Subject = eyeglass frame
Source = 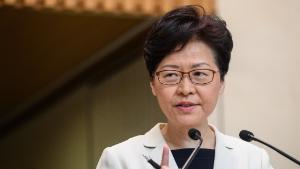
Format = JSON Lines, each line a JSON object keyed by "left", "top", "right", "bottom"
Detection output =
{"left": 155, "top": 69, "right": 218, "bottom": 85}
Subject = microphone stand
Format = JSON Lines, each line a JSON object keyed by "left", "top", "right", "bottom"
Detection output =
{"left": 181, "top": 137, "right": 203, "bottom": 169}
{"left": 252, "top": 137, "right": 300, "bottom": 165}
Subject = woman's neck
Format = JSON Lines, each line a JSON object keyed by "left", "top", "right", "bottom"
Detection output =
{"left": 161, "top": 122, "right": 216, "bottom": 150}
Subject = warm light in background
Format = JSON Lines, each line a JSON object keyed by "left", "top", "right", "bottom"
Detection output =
{"left": 0, "top": 0, "right": 215, "bottom": 15}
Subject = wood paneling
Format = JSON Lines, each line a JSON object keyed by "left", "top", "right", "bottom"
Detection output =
{"left": 0, "top": 0, "right": 215, "bottom": 15}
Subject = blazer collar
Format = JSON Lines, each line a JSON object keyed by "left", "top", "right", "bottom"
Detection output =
{"left": 143, "top": 123, "right": 166, "bottom": 148}
{"left": 211, "top": 125, "right": 236, "bottom": 169}
{"left": 142, "top": 123, "right": 236, "bottom": 169}
{"left": 143, "top": 124, "right": 235, "bottom": 148}
{"left": 143, "top": 123, "right": 179, "bottom": 169}
{"left": 211, "top": 125, "right": 235, "bottom": 149}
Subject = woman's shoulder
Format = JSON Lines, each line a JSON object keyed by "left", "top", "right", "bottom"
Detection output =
{"left": 96, "top": 134, "right": 149, "bottom": 169}
{"left": 218, "top": 131, "right": 271, "bottom": 162}
{"left": 213, "top": 127, "right": 266, "bottom": 154}
{"left": 218, "top": 133, "right": 273, "bottom": 168}
{"left": 101, "top": 123, "right": 164, "bottom": 157}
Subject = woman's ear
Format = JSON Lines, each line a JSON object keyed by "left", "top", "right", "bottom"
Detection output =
{"left": 219, "top": 80, "right": 225, "bottom": 95}
{"left": 150, "top": 81, "right": 157, "bottom": 96}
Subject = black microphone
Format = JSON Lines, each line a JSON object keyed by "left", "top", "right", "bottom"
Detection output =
{"left": 239, "top": 130, "right": 300, "bottom": 166}
{"left": 181, "top": 128, "right": 203, "bottom": 169}
{"left": 188, "top": 128, "right": 202, "bottom": 140}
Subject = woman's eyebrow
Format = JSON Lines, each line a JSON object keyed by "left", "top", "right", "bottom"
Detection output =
{"left": 160, "top": 64, "right": 180, "bottom": 69}
{"left": 191, "top": 63, "right": 210, "bottom": 68}
{"left": 160, "top": 63, "right": 210, "bottom": 69}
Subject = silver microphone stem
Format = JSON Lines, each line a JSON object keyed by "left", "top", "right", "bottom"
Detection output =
{"left": 181, "top": 137, "right": 203, "bottom": 169}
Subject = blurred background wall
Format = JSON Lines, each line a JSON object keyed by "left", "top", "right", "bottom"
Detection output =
{"left": 0, "top": 0, "right": 299, "bottom": 169}
{"left": 218, "top": 1, "right": 300, "bottom": 168}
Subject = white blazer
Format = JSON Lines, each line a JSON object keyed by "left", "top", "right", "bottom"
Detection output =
{"left": 96, "top": 123, "right": 273, "bottom": 169}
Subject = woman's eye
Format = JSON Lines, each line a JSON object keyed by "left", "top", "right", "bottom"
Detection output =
{"left": 164, "top": 73, "right": 178, "bottom": 78}
{"left": 193, "top": 71, "right": 207, "bottom": 77}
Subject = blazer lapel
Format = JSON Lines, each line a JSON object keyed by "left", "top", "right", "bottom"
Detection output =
{"left": 212, "top": 126, "right": 236, "bottom": 169}
{"left": 142, "top": 123, "right": 179, "bottom": 169}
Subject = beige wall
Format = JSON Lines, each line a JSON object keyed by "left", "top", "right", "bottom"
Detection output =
{"left": 217, "top": 0, "right": 300, "bottom": 168}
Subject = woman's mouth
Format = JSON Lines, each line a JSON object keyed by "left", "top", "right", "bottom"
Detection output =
{"left": 175, "top": 102, "right": 199, "bottom": 112}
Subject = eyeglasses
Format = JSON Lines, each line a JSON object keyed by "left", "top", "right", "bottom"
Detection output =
{"left": 155, "top": 69, "right": 217, "bottom": 85}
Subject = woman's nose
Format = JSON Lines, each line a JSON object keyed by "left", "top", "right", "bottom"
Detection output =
{"left": 176, "top": 75, "right": 196, "bottom": 96}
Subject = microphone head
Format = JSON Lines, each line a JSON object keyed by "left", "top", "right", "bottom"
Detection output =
{"left": 239, "top": 130, "right": 255, "bottom": 142}
{"left": 188, "top": 128, "right": 201, "bottom": 140}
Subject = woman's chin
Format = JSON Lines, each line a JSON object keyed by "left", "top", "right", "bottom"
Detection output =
{"left": 174, "top": 117, "right": 206, "bottom": 128}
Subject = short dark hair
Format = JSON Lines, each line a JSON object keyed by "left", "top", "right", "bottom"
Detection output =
{"left": 143, "top": 5, "right": 233, "bottom": 80}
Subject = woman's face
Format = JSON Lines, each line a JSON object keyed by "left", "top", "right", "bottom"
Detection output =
{"left": 150, "top": 40, "right": 224, "bottom": 128}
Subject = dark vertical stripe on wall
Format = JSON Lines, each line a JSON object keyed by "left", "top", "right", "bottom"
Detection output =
{"left": 85, "top": 84, "right": 95, "bottom": 169}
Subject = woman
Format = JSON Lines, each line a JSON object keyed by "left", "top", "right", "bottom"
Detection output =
{"left": 96, "top": 5, "right": 273, "bottom": 169}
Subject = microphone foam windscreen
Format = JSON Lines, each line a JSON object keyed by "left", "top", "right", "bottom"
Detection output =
{"left": 239, "top": 130, "right": 254, "bottom": 142}
{"left": 188, "top": 128, "right": 201, "bottom": 140}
